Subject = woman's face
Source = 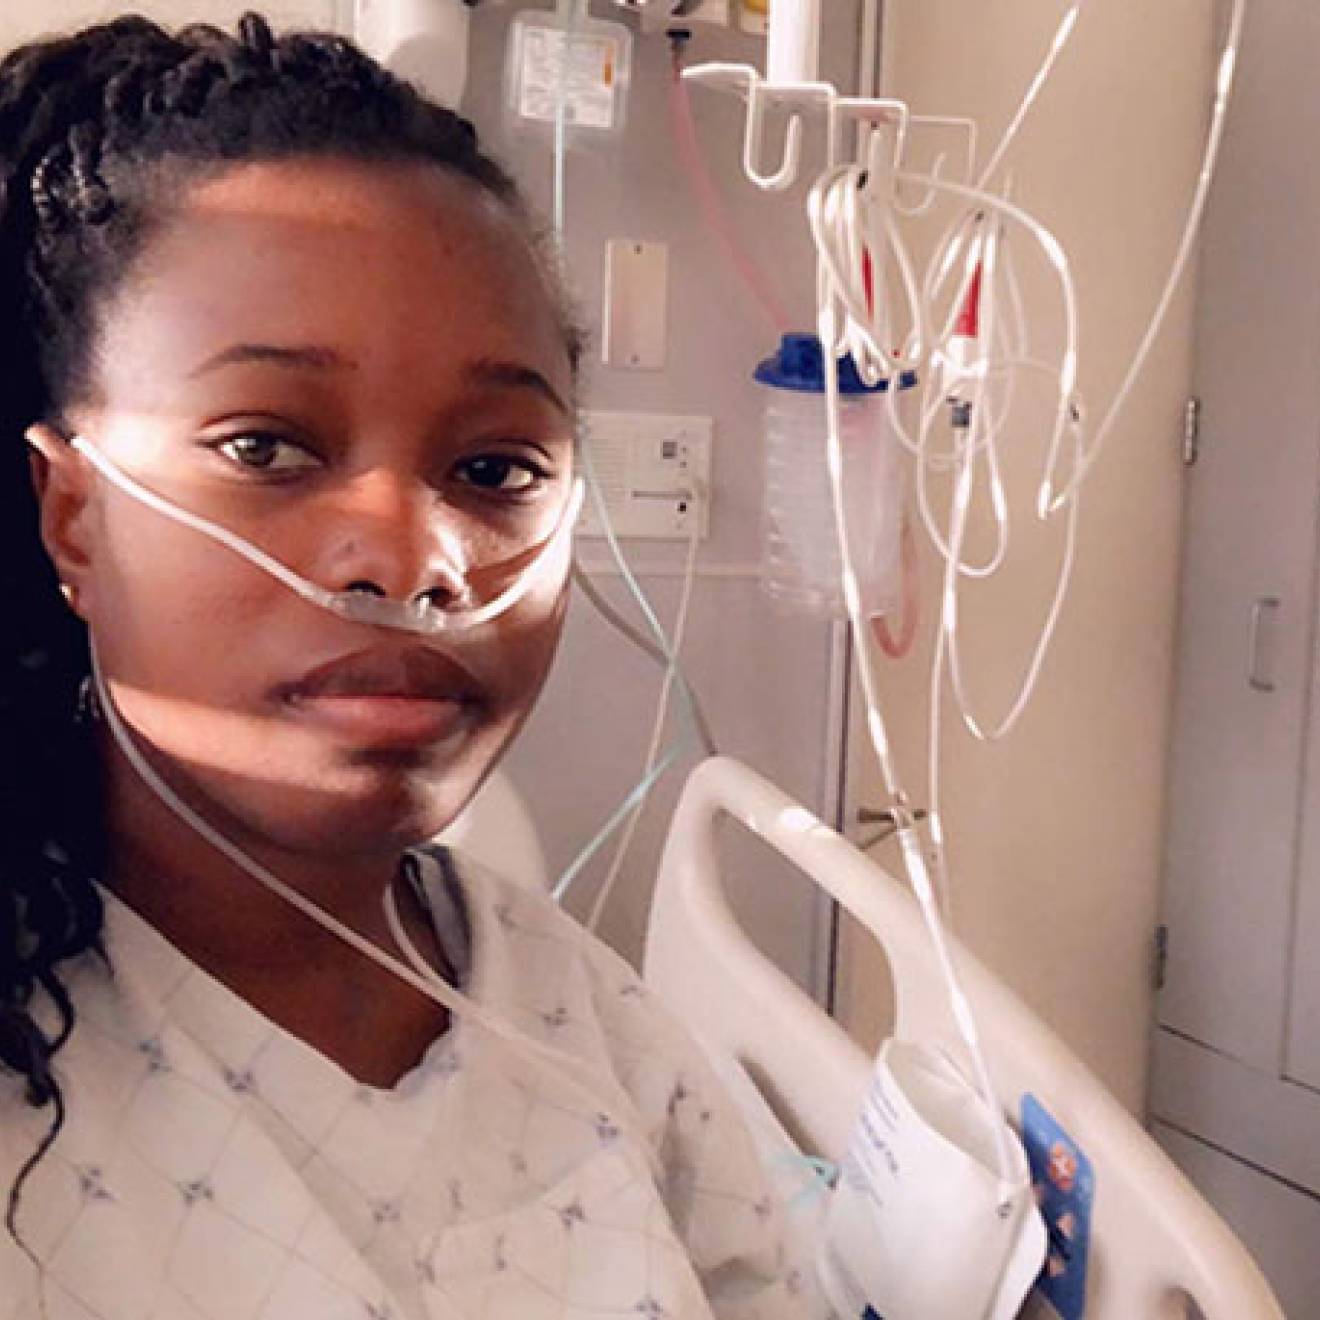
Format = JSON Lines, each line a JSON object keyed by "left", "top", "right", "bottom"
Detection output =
{"left": 38, "top": 157, "right": 576, "bottom": 858}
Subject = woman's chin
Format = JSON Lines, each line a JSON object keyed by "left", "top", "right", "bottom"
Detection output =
{"left": 220, "top": 752, "right": 485, "bottom": 859}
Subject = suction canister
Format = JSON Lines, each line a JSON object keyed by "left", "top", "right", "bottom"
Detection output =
{"left": 756, "top": 333, "right": 911, "bottom": 619}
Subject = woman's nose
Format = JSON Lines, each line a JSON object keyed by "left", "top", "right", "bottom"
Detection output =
{"left": 316, "top": 469, "right": 469, "bottom": 606}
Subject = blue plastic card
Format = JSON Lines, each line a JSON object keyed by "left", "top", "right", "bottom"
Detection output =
{"left": 1021, "top": 1094, "right": 1094, "bottom": 1320}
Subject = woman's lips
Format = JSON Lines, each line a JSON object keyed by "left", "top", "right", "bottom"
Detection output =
{"left": 279, "top": 646, "right": 482, "bottom": 749}
{"left": 288, "top": 694, "right": 475, "bottom": 748}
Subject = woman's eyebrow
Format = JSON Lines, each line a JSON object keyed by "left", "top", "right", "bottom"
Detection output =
{"left": 185, "top": 346, "right": 571, "bottom": 415}
{"left": 465, "top": 358, "right": 571, "bottom": 416}
{"left": 188, "top": 343, "right": 354, "bottom": 377}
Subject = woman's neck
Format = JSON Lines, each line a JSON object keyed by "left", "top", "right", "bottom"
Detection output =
{"left": 99, "top": 729, "right": 452, "bottom": 1087}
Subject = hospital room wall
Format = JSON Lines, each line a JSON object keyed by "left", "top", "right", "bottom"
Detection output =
{"left": 468, "top": 6, "right": 865, "bottom": 991}
{"left": 837, "top": 0, "right": 1214, "bottom": 1112}
{"left": 0, "top": 1, "right": 341, "bottom": 48}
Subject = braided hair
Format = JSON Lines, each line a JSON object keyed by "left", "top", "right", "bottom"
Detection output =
{"left": 0, "top": 10, "right": 580, "bottom": 1239}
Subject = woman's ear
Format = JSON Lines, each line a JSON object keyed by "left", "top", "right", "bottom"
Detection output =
{"left": 26, "top": 423, "right": 96, "bottom": 619}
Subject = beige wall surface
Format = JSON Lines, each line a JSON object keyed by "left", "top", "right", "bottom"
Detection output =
{"left": 839, "top": 0, "right": 1214, "bottom": 1112}
{"left": 0, "top": 3, "right": 340, "bottom": 49}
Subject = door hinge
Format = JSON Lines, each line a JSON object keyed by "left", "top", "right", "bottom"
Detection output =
{"left": 1182, "top": 397, "right": 1202, "bottom": 467}
{"left": 1153, "top": 923, "right": 1170, "bottom": 991}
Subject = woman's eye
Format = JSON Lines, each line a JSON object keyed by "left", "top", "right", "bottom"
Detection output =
{"left": 455, "top": 454, "right": 545, "bottom": 494}
{"left": 215, "top": 433, "right": 320, "bottom": 474}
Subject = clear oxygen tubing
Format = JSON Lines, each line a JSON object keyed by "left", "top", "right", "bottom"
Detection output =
{"left": 811, "top": 145, "right": 1085, "bottom": 941}
{"left": 546, "top": 5, "right": 716, "bottom": 911}
{"left": 807, "top": 153, "right": 1080, "bottom": 1201}
{"left": 924, "top": 218, "right": 997, "bottom": 917}
{"left": 557, "top": 31, "right": 723, "bottom": 765}
{"left": 669, "top": 42, "right": 792, "bottom": 339}
{"left": 812, "top": 159, "right": 1022, "bottom": 1197}
{"left": 858, "top": 168, "right": 1084, "bottom": 747}
{"left": 549, "top": 749, "right": 680, "bottom": 903}
{"left": 809, "top": 154, "right": 1082, "bottom": 725}
{"left": 68, "top": 436, "right": 586, "bottom": 637}
{"left": 915, "top": 219, "right": 1034, "bottom": 581}
{"left": 909, "top": 223, "right": 1010, "bottom": 581}
{"left": 550, "top": 437, "right": 711, "bottom": 904}
{"left": 570, "top": 567, "right": 667, "bottom": 664}
{"left": 88, "top": 645, "right": 664, "bottom": 1182}
{"left": 569, "top": 565, "right": 719, "bottom": 756}
{"left": 910, "top": 210, "right": 1057, "bottom": 590}
{"left": 892, "top": 171, "right": 1082, "bottom": 487}
{"left": 809, "top": 126, "right": 929, "bottom": 386}
{"left": 815, "top": 274, "right": 1019, "bottom": 1203}
{"left": 973, "top": 1, "right": 1085, "bottom": 192}
{"left": 927, "top": 403, "right": 1083, "bottom": 922}
{"left": 551, "top": 0, "right": 587, "bottom": 236}
{"left": 843, "top": 175, "right": 1083, "bottom": 931}
{"left": 1039, "top": 0, "right": 1245, "bottom": 514}
{"left": 586, "top": 483, "right": 704, "bottom": 933}
{"left": 882, "top": 0, "right": 1241, "bottom": 740}
{"left": 883, "top": 1, "right": 1083, "bottom": 212}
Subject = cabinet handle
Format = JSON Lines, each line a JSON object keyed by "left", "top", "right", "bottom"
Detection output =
{"left": 1248, "top": 595, "right": 1281, "bottom": 693}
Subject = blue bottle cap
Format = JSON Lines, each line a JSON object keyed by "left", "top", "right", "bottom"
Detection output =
{"left": 753, "top": 332, "right": 915, "bottom": 395}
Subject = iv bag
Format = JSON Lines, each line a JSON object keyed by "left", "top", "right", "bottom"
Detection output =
{"left": 503, "top": 4, "right": 633, "bottom": 146}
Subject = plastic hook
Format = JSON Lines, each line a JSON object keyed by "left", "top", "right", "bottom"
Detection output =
{"left": 743, "top": 77, "right": 803, "bottom": 191}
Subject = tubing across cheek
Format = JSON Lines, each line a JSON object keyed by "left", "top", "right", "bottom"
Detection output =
{"left": 67, "top": 437, "right": 583, "bottom": 636}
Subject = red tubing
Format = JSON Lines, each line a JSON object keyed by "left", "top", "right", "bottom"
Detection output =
{"left": 872, "top": 513, "right": 920, "bottom": 659}
{"left": 668, "top": 58, "right": 792, "bottom": 338}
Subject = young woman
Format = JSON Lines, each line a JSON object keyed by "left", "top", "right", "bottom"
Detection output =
{"left": 0, "top": 14, "right": 805, "bottom": 1317}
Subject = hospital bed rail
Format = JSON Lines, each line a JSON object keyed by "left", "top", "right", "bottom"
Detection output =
{"left": 643, "top": 756, "right": 1283, "bottom": 1320}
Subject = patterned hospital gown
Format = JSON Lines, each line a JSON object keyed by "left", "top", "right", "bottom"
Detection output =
{"left": 0, "top": 849, "right": 811, "bottom": 1319}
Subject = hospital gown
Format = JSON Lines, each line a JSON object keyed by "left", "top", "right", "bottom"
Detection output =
{"left": 0, "top": 849, "right": 811, "bottom": 1319}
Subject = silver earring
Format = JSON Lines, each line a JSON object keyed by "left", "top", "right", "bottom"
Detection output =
{"left": 75, "top": 674, "right": 100, "bottom": 725}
